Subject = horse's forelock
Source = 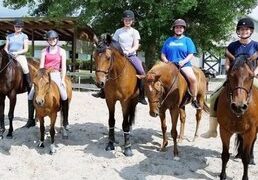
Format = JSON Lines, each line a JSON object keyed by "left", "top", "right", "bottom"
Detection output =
{"left": 231, "top": 55, "right": 249, "bottom": 71}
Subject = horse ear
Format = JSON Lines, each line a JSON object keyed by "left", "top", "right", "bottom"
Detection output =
{"left": 106, "top": 34, "right": 112, "bottom": 45}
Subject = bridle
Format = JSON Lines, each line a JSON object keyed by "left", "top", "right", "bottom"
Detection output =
{"left": 95, "top": 47, "right": 126, "bottom": 81}
{"left": 0, "top": 51, "right": 14, "bottom": 74}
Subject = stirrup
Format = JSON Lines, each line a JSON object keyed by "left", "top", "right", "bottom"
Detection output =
{"left": 191, "top": 100, "right": 201, "bottom": 109}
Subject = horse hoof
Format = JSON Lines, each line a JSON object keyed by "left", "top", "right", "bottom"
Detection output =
{"left": 23, "top": 121, "right": 36, "bottom": 128}
{"left": 249, "top": 159, "right": 256, "bottom": 165}
{"left": 49, "top": 144, "right": 56, "bottom": 155}
{"left": 6, "top": 133, "right": 13, "bottom": 139}
{"left": 123, "top": 147, "right": 133, "bottom": 157}
{"left": 105, "top": 142, "right": 115, "bottom": 151}
{"left": 38, "top": 141, "right": 44, "bottom": 148}
{"left": 61, "top": 128, "right": 69, "bottom": 139}
{"left": 174, "top": 156, "right": 180, "bottom": 161}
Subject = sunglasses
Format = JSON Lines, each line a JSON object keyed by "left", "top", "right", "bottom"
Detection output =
{"left": 14, "top": 25, "right": 22, "bottom": 28}
{"left": 47, "top": 38, "right": 57, "bottom": 41}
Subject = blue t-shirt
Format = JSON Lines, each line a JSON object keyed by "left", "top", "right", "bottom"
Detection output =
{"left": 6, "top": 32, "right": 28, "bottom": 52}
{"left": 227, "top": 40, "right": 258, "bottom": 58}
{"left": 161, "top": 36, "right": 196, "bottom": 65}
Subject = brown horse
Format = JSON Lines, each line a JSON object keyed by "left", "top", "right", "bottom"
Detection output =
{"left": 143, "top": 62, "right": 209, "bottom": 158}
{"left": 93, "top": 34, "right": 139, "bottom": 156}
{"left": 217, "top": 55, "right": 258, "bottom": 180}
{"left": 0, "top": 45, "right": 38, "bottom": 139}
{"left": 33, "top": 68, "right": 72, "bottom": 154}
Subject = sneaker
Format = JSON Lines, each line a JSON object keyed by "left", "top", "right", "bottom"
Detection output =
{"left": 191, "top": 99, "right": 201, "bottom": 109}
{"left": 138, "top": 98, "right": 148, "bottom": 105}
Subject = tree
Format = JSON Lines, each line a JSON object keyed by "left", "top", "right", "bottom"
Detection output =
{"left": 4, "top": 0, "right": 257, "bottom": 68}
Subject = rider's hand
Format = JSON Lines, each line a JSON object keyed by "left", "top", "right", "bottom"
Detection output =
{"left": 179, "top": 60, "right": 185, "bottom": 67}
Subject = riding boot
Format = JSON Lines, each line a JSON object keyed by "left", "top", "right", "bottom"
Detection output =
{"left": 24, "top": 100, "right": 35, "bottom": 128}
{"left": 24, "top": 73, "right": 32, "bottom": 93}
{"left": 61, "top": 99, "right": 69, "bottom": 128}
{"left": 138, "top": 79, "right": 147, "bottom": 105}
{"left": 92, "top": 88, "right": 105, "bottom": 99}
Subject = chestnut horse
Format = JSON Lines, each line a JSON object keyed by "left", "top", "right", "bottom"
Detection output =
{"left": 93, "top": 34, "right": 139, "bottom": 156}
{"left": 143, "top": 62, "right": 209, "bottom": 158}
{"left": 33, "top": 68, "right": 72, "bottom": 154}
{"left": 0, "top": 45, "right": 38, "bottom": 139}
{"left": 217, "top": 55, "right": 258, "bottom": 180}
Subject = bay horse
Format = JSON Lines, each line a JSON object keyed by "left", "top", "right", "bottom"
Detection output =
{"left": 0, "top": 45, "right": 37, "bottom": 139}
{"left": 216, "top": 55, "right": 258, "bottom": 180}
{"left": 143, "top": 61, "right": 209, "bottom": 158}
{"left": 93, "top": 34, "right": 139, "bottom": 156}
{"left": 33, "top": 68, "right": 72, "bottom": 154}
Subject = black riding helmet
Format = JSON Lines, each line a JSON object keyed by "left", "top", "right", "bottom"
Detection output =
{"left": 236, "top": 18, "right": 254, "bottom": 30}
{"left": 46, "top": 30, "right": 59, "bottom": 39}
{"left": 14, "top": 18, "right": 24, "bottom": 27}
{"left": 123, "top": 10, "right": 135, "bottom": 19}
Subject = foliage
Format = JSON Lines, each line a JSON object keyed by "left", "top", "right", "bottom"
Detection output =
{"left": 4, "top": 0, "right": 258, "bottom": 67}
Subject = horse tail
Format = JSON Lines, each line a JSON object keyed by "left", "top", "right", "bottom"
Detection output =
{"left": 203, "top": 101, "right": 210, "bottom": 113}
{"left": 128, "top": 100, "right": 137, "bottom": 126}
{"left": 234, "top": 134, "right": 242, "bottom": 158}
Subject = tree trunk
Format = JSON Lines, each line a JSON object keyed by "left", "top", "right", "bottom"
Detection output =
{"left": 144, "top": 42, "right": 158, "bottom": 71}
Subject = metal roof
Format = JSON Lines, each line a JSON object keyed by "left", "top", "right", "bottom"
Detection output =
{"left": 0, "top": 17, "right": 96, "bottom": 42}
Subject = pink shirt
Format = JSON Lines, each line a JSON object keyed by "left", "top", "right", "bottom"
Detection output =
{"left": 44, "top": 46, "right": 62, "bottom": 71}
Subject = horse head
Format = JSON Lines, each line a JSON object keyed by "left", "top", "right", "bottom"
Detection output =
{"left": 33, "top": 68, "right": 51, "bottom": 107}
{"left": 143, "top": 71, "right": 163, "bottom": 117}
{"left": 227, "top": 54, "right": 255, "bottom": 117}
{"left": 93, "top": 33, "right": 124, "bottom": 88}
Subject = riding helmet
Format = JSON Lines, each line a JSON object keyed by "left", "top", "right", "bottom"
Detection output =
{"left": 14, "top": 18, "right": 24, "bottom": 27}
{"left": 172, "top": 19, "right": 187, "bottom": 28}
{"left": 123, "top": 10, "right": 135, "bottom": 19}
{"left": 46, "top": 30, "right": 59, "bottom": 39}
{"left": 236, "top": 18, "right": 254, "bottom": 30}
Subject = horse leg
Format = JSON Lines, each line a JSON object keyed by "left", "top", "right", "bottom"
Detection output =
{"left": 178, "top": 107, "right": 186, "bottom": 143}
{"left": 235, "top": 134, "right": 243, "bottom": 159}
{"left": 122, "top": 101, "right": 133, "bottom": 157}
{"left": 0, "top": 95, "right": 6, "bottom": 139}
{"left": 219, "top": 127, "right": 232, "bottom": 180}
{"left": 49, "top": 113, "right": 57, "bottom": 155}
{"left": 170, "top": 108, "right": 179, "bottom": 159}
{"left": 249, "top": 136, "right": 256, "bottom": 165}
{"left": 6, "top": 92, "right": 17, "bottom": 139}
{"left": 193, "top": 108, "right": 202, "bottom": 141}
{"left": 241, "top": 131, "right": 256, "bottom": 180}
{"left": 159, "top": 108, "right": 168, "bottom": 151}
{"left": 105, "top": 99, "right": 116, "bottom": 151}
{"left": 38, "top": 117, "right": 45, "bottom": 148}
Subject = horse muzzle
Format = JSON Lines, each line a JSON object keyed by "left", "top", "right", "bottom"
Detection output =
{"left": 35, "top": 97, "right": 45, "bottom": 107}
{"left": 96, "top": 81, "right": 105, "bottom": 88}
{"left": 230, "top": 101, "right": 248, "bottom": 117}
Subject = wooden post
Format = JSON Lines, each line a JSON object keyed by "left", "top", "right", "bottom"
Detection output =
{"left": 31, "top": 29, "right": 35, "bottom": 57}
{"left": 72, "top": 27, "right": 77, "bottom": 72}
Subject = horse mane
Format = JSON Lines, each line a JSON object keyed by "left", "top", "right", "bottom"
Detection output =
{"left": 231, "top": 54, "right": 255, "bottom": 71}
{"left": 0, "top": 44, "right": 5, "bottom": 50}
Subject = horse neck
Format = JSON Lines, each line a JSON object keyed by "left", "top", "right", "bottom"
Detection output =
{"left": 109, "top": 51, "right": 129, "bottom": 75}
{"left": 159, "top": 64, "right": 180, "bottom": 90}
{"left": 0, "top": 50, "right": 9, "bottom": 68}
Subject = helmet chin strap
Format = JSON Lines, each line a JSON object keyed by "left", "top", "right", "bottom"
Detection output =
{"left": 237, "top": 30, "right": 253, "bottom": 39}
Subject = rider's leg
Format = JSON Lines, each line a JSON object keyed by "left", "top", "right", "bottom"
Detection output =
{"left": 128, "top": 55, "right": 147, "bottom": 105}
{"left": 180, "top": 66, "right": 200, "bottom": 109}
{"left": 50, "top": 72, "right": 69, "bottom": 128}
{"left": 16, "top": 55, "right": 35, "bottom": 128}
{"left": 16, "top": 55, "right": 32, "bottom": 92}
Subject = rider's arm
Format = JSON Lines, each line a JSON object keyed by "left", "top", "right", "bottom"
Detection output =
{"left": 60, "top": 48, "right": 67, "bottom": 82}
{"left": 161, "top": 53, "right": 169, "bottom": 63}
{"left": 40, "top": 49, "right": 46, "bottom": 69}
{"left": 15, "top": 38, "right": 29, "bottom": 55}
{"left": 182, "top": 53, "right": 194, "bottom": 64}
{"left": 4, "top": 39, "right": 9, "bottom": 53}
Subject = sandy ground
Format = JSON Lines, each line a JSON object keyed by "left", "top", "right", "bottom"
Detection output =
{"left": 0, "top": 81, "right": 257, "bottom": 180}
